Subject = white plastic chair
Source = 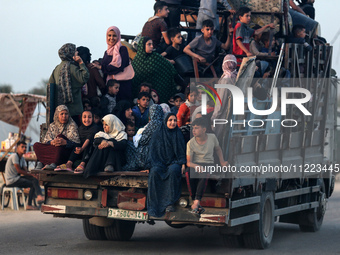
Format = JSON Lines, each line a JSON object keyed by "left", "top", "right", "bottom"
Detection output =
{"left": 1, "top": 186, "right": 26, "bottom": 210}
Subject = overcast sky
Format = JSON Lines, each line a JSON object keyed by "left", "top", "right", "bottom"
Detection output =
{"left": 1, "top": 0, "right": 339, "bottom": 93}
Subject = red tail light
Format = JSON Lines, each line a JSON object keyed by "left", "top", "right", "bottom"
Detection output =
{"left": 47, "top": 188, "right": 83, "bottom": 199}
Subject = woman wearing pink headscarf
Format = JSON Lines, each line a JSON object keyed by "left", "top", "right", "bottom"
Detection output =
{"left": 101, "top": 26, "right": 135, "bottom": 101}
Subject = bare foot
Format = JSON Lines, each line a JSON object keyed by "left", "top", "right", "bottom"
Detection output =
{"left": 140, "top": 170, "right": 149, "bottom": 173}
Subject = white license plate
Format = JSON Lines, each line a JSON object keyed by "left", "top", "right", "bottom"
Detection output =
{"left": 108, "top": 208, "right": 148, "bottom": 221}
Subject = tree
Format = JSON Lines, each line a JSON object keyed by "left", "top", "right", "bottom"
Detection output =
{"left": 0, "top": 84, "right": 13, "bottom": 93}
{"left": 28, "top": 79, "right": 48, "bottom": 96}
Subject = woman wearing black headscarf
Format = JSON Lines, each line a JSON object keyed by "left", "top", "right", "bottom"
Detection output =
{"left": 147, "top": 112, "right": 186, "bottom": 217}
{"left": 112, "top": 100, "right": 133, "bottom": 125}
{"left": 49, "top": 43, "right": 89, "bottom": 125}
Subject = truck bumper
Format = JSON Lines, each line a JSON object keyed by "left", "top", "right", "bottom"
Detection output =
{"left": 41, "top": 204, "right": 108, "bottom": 217}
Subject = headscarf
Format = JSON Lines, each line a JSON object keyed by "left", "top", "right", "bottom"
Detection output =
{"left": 149, "top": 112, "right": 186, "bottom": 167}
{"left": 58, "top": 43, "right": 76, "bottom": 104}
{"left": 138, "top": 104, "right": 164, "bottom": 147}
{"left": 112, "top": 100, "right": 132, "bottom": 125}
{"left": 78, "top": 112, "right": 101, "bottom": 144}
{"left": 43, "top": 105, "right": 80, "bottom": 143}
{"left": 132, "top": 37, "right": 177, "bottom": 103}
{"left": 221, "top": 54, "right": 238, "bottom": 84}
{"left": 94, "top": 114, "right": 127, "bottom": 141}
{"left": 106, "top": 26, "right": 122, "bottom": 68}
{"left": 160, "top": 103, "right": 170, "bottom": 114}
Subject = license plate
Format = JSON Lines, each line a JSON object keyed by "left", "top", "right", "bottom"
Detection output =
{"left": 108, "top": 208, "right": 148, "bottom": 221}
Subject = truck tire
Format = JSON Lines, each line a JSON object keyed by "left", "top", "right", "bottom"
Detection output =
{"left": 299, "top": 179, "right": 326, "bottom": 232}
{"left": 243, "top": 191, "right": 275, "bottom": 249}
{"left": 82, "top": 219, "right": 107, "bottom": 240}
{"left": 104, "top": 220, "right": 136, "bottom": 241}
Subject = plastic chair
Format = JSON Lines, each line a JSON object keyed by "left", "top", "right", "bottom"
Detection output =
{"left": 1, "top": 186, "right": 26, "bottom": 210}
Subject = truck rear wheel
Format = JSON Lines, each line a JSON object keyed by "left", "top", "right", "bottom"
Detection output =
{"left": 82, "top": 219, "right": 107, "bottom": 240}
{"left": 104, "top": 220, "right": 136, "bottom": 241}
{"left": 243, "top": 191, "right": 275, "bottom": 249}
{"left": 299, "top": 179, "right": 326, "bottom": 232}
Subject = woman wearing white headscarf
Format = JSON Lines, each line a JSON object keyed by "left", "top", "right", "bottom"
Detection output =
{"left": 211, "top": 54, "right": 238, "bottom": 141}
{"left": 84, "top": 114, "right": 127, "bottom": 178}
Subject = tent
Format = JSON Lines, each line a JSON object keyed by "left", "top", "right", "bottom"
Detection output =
{"left": 0, "top": 93, "right": 46, "bottom": 160}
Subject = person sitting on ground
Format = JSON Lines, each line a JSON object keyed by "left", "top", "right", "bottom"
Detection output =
{"left": 186, "top": 117, "right": 228, "bottom": 215}
{"left": 83, "top": 114, "right": 127, "bottom": 178}
{"left": 133, "top": 82, "right": 154, "bottom": 106}
{"left": 170, "top": 92, "right": 185, "bottom": 115}
{"left": 34, "top": 105, "right": 80, "bottom": 170}
{"left": 161, "top": 28, "right": 185, "bottom": 64}
{"left": 150, "top": 89, "right": 160, "bottom": 104}
{"left": 184, "top": 19, "right": 232, "bottom": 65}
{"left": 100, "top": 79, "right": 120, "bottom": 116}
{"left": 147, "top": 113, "right": 186, "bottom": 217}
{"left": 177, "top": 85, "right": 199, "bottom": 127}
{"left": 132, "top": 92, "right": 151, "bottom": 130}
{"left": 49, "top": 43, "right": 89, "bottom": 126}
{"left": 132, "top": 37, "right": 177, "bottom": 103}
{"left": 77, "top": 46, "right": 106, "bottom": 103}
{"left": 5, "top": 141, "right": 44, "bottom": 210}
{"left": 54, "top": 110, "right": 100, "bottom": 174}
{"left": 142, "top": 1, "right": 171, "bottom": 53}
{"left": 232, "top": 7, "right": 275, "bottom": 66}
{"left": 101, "top": 26, "right": 134, "bottom": 101}
{"left": 122, "top": 121, "right": 138, "bottom": 171}
{"left": 113, "top": 100, "right": 134, "bottom": 126}
{"left": 287, "top": 24, "right": 313, "bottom": 51}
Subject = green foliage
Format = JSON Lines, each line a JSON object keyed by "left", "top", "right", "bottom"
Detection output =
{"left": 0, "top": 84, "right": 13, "bottom": 93}
{"left": 28, "top": 79, "right": 48, "bottom": 96}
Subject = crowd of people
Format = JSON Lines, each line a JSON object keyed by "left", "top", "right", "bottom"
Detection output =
{"left": 5, "top": 0, "right": 322, "bottom": 214}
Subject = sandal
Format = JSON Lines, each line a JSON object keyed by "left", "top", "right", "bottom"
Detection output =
{"left": 189, "top": 207, "right": 200, "bottom": 215}
{"left": 198, "top": 205, "right": 205, "bottom": 214}
{"left": 74, "top": 164, "right": 85, "bottom": 174}
{"left": 55, "top": 164, "right": 73, "bottom": 172}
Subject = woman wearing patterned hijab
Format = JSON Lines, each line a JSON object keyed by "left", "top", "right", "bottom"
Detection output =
{"left": 83, "top": 114, "right": 127, "bottom": 178}
{"left": 101, "top": 26, "right": 134, "bottom": 101}
{"left": 33, "top": 105, "right": 80, "bottom": 170}
{"left": 132, "top": 37, "right": 177, "bottom": 104}
{"left": 49, "top": 43, "right": 89, "bottom": 125}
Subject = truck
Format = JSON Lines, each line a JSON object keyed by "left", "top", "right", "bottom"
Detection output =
{"left": 32, "top": 0, "right": 338, "bottom": 249}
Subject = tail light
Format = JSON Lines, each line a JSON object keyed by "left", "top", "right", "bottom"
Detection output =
{"left": 47, "top": 188, "right": 83, "bottom": 200}
{"left": 200, "top": 197, "right": 226, "bottom": 208}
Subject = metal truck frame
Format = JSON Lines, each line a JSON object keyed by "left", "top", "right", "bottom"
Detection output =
{"left": 33, "top": 1, "right": 338, "bottom": 249}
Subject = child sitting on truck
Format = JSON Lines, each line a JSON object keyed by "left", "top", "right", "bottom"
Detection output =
{"left": 132, "top": 92, "right": 151, "bottom": 130}
{"left": 287, "top": 24, "right": 313, "bottom": 51}
{"left": 232, "top": 7, "right": 275, "bottom": 66}
{"left": 161, "top": 28, "right": 184, "bottom": 64}
{"left": 186, "top": 117, "right": 228, "bottom": 214}
{"left": 184, "top": 19, "right": 231, "bottom": 64}
{"left": 54, "top": 110, "right": 100, "bottom": 174}
{"left": 122, "top": 121, "right": 138, "bottom": 171}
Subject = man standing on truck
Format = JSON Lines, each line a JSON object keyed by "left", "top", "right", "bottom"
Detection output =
{"left": 4, "top": 141, "right": 44, "bottom": 210}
